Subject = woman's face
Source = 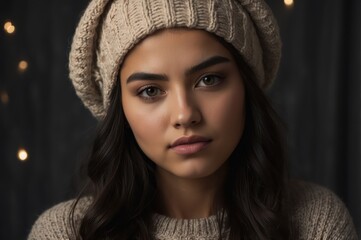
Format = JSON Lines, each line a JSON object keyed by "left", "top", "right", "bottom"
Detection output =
{"left": 120, "top": 29, "right": 245, "bottom": 179}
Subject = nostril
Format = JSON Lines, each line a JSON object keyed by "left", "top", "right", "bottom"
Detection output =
{"left": 172, "top": 104, "right": 202, "bottom": 128}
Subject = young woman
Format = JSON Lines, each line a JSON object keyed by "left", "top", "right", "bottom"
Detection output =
{"left": 28, "top": 0, "right": 357, "bottom": 239}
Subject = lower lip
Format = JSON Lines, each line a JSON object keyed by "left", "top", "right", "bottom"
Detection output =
{"left": 171, "top": 141, "right": 211, "bottom": 155}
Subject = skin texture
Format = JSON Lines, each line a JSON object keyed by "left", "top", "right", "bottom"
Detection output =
{"left": 120, "top": 29, "right": 245, "bottom": 218}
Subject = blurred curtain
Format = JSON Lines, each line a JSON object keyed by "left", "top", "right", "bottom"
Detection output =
{"left": 268, "top": 0, "right": 361, "bottom": 233}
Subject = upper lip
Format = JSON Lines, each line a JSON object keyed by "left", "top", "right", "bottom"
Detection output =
{"left": 170, "top": 135, "right": 212, "bottom": 148}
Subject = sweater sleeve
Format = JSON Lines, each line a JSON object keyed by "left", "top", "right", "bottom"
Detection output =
{"left": 290, "top": 181, "right": 358, "bottom": 240}
{"left": 28, "top": 198, "right": 91, "bottom": 240}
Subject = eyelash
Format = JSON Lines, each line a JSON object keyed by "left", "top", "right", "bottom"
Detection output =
{"left": 136, "top": 74, "right": 225, "bottom": 102}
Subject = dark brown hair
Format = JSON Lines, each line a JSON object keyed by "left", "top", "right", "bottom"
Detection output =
{"left": 70, "top": 36, "right": 292, "bottom": 240}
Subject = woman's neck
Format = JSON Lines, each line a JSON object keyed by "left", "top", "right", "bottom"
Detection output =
{"left": 154, "top": 164, "right": 227, "bottom": 219}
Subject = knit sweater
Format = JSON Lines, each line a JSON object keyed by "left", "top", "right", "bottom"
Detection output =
{"left": 28, "top": 181, "right": 358, "bottom": 239}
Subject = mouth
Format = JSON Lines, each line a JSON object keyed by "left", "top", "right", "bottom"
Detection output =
{"left": 169, "top": 135, "right": 212, "bottom": 155}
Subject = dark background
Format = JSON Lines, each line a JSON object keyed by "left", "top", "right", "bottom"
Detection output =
{"left": 1, "top": 0, "right": 360, "bottom": 239}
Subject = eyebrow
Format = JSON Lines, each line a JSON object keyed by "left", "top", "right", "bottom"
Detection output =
{"left": 126, "top": 55, "right": 231, "bottom": 84}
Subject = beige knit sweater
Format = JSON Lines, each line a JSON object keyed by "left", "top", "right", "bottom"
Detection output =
{"left": 28, "top": 181, "right": 358, "bottom": 239}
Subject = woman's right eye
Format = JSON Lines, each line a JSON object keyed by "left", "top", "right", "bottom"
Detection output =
{"left": 137, "top": 86, "right": 164, "bottom": 101}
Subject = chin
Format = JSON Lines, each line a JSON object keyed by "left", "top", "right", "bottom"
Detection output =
{"left": 169, "top": 163, "right": 223, "bottom": 180}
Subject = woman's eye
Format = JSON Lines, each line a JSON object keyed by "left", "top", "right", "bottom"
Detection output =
{"left": 196, "top": 75, "right": 224, "bottom": 87}
{"left": 138, "top": 86, "right": 164, "bottom": 100}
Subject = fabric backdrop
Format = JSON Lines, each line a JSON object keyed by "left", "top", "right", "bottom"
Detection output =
{"left": 0, "top": 0, "right": 360, "bottom": 239}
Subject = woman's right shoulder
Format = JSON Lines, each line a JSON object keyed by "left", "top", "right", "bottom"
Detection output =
{"left": 27, "top": 197, "right": 92, "bottom": 240}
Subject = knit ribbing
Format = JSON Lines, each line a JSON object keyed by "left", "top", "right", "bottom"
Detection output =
{"left": 238, "top": 0, "right": 281, "bottom": 89}
{"left": 153, "top": 212, "right": 230, "bottom": 239}
{"left": 68, "top": 0, "right": 110, "bottom": 118}
{"left": 185, "top": 0, "right": 197, "bottom": 27}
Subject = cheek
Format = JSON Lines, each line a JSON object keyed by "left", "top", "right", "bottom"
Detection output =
{"left": 205, "top": 86, "right": 245, "bottom": 138}
{"left": 122, "top": 97, "right": 167, "bottom": 146}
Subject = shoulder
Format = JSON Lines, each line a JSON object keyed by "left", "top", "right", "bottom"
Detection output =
{"left": 289, "top": 180, "right": 358, "bottom": 240}
{"left": 28, "top": 197, "right": 92, "bottom": 240}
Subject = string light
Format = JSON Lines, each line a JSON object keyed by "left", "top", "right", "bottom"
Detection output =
{"left": 4, "top": 21, "right": 15, "bottom": 34}
{"left": 0, "top": 91, "right": 9, "bottom": 105}
{"left": 17, "top": 148, "right": 28, "bottom": 161}
{"left": 284, "top": 0, "right": 294, "bottom": 7}
{"left": 18, "top": 60, "right": 28, "bottom": 72}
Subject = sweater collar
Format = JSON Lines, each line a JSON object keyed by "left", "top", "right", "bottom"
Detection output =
{"left": 152, "top": 211, "right": 229, "bottom": 239}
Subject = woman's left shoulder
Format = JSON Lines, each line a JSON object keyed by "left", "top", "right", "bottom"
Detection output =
{"left": 288, "top": 180, "right": 358, "bottom": 239}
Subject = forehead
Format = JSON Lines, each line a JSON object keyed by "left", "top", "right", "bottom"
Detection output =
{"left": 120, "top": 28, "right": 233, "bottom": 73}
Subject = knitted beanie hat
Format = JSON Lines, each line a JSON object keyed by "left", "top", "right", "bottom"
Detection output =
{"left": 69, "top": 0, "right": 281, "bottom": 119}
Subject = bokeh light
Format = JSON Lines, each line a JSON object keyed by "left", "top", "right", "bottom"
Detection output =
{"left": 17, "top": 148, "right": 28, "bottom": 161}
{"left": 18, "top": 60, "right": 28, "bottom": 72}
{"left": 4, "top": 21, "right": 15, "bottom": 34}
{"left": 284, "top": 0, "right": 294, "bottom": 7}
{"left": 0, "top": 91, "right": 9, "bottom": 105}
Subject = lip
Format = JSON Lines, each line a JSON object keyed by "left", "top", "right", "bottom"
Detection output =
{"left": 169, "top": 135, "right": 212, "bottom": 155}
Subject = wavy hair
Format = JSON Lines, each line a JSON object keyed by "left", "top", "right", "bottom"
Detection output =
{"left": 70, "top": 37, "right": 293, "bottom": 240}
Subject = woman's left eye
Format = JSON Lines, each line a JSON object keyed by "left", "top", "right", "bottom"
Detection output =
{"left": 195, "top": 75, "right": 224, "bottom": 87}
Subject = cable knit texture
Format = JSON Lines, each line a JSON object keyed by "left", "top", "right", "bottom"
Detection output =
{"left": 69, "top": 0, "right": 281, "bottom": 119}
{"left": 28, "top": 181, "right": 358, "bottom": 239}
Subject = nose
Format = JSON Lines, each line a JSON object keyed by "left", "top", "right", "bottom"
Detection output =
{"left": 170, "top": 89, "right": 201, "bottom": 129}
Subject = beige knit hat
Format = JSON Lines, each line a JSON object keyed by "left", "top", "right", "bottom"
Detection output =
{"left": 69, "top": 0, "right": 281, "bottom": 119}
